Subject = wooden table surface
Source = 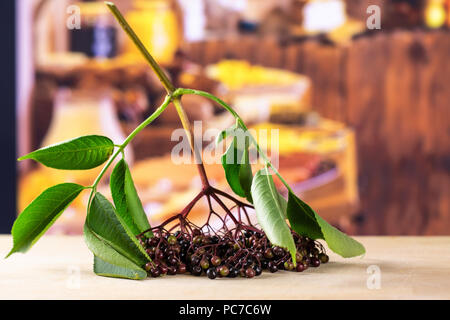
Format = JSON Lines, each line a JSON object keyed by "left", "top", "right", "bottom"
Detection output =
{"left": 1, "top": 236, "right": 449, "bottom": 300}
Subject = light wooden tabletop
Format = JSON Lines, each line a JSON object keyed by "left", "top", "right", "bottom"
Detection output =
{"left": 0, "top": 236, "right": 449, "bottom": 300}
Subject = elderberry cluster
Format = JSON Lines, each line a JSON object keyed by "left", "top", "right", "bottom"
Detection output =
{"left": 139, "top": 227, "right": 328, "bottom": 279}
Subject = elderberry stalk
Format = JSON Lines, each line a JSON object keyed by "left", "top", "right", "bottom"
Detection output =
{"left": 6, "top": 2, "right": 364, "bottom": 282}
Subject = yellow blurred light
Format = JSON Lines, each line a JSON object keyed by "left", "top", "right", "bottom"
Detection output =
{"left": 206, "top": 60, "right": 301, "bottom": 90}
{"left": 425, "top": 0, "right": 446, "bottom": 28}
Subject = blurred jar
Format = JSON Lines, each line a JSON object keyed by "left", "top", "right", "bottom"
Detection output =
{"left": 125, "top": 0, "right": 180, "bottom": 65}
{"left": 41, "top": 88, "right": 133, "bottom": 185}
{"left": 69, "top": 1, "right": 118, "bottom": 58}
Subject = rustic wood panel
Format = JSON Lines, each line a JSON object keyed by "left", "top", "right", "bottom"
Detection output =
{"left": 184, "top": 30, "right": 450, "bottom": 235}
{"left": 297, "top": 42, "right": 347, "bottom": 122}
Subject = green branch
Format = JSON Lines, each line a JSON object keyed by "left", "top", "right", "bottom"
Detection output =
{"left": 105, "top": 2, "right": 175, "bottom": 94}
{"left": 102, "top": 3, "right": 293, "bottom": 202}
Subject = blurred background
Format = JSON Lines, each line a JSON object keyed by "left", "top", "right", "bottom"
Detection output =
{"left": 7, "top": 0, "right": 450, "bottom": 236}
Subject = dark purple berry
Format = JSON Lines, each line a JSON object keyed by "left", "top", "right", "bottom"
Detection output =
{"left": 206, "top": 268, "right": 217, "bottom": 279}
{"left": 261, "top": 260, "right": 269, "bottom": 269}
{"left": 228, "top": 268, "right": 239, "bottom": 278}
{"left": 310, "top": 257, "right": 320, "bottom": 267}
{"left": 148, "top": 237, "right": 159, "bottom": 247}
{"left": 180, "top": 241, "right": 189, "bottom": 250}
{"left": 159, "top": 265, "right": 168, "bottom": 275}
{"left": 303, "top": 256, "right": 311, "bottom": 266}
{"left": 255, "top": 252, "right": 263, "bottom": 261}
{"left": 254, "top": 265, "right": 262, "bottom": 276}
{"left": 156, "top": 250, "right": 164, "bottom": 260}
{"left": 150, "top": 268, "right": 161, "bottom": 278}
{"left": 245, "top": 268, "right": 256, "bottom": 278}
{"left": 211, "top": 236, "right": 219, "bottom": 244}
{"left": 273, "top": 246, "right": 284, "bottom": 257}
{"left": 190, "top": 255, "right": 200, "bottom": 265}
{"left": 165, "top": 249, "right": 175, "bottom": 257}
{"left": 177, "top": 264, "right": 187, "bottom": 274}
{"left": 168, "top": 256, "right": 178, "bottom": 266}
{"left": 179, "top": 251, "right": 186, "bottom": 261}
{"left": 243, "top": 260, "right": 253, "bottom": 269}
{"left": 268, "top": 262, "right": 278, "bottom": 273}
{"left": 167, "top": 266, "right": 177, "bottom": 275}
{"left": 171, "top": 245, "right": 181, "bottom": 253}
{"left": 296, "top": 263, "right": 306, "bottom": 272}
{"left": 191, "top": 265, "right": 202, "bottom": 276}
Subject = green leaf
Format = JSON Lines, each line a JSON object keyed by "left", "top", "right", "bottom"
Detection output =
{"left": 287, "top": 192, "right": 323, "bottom": 240}
{"left": 110, "top": 159, "right": 152, "bottom": 237}
{"left": 277, "top": 192, "right": 288, "bottom": 217}
{"left": 251, "top": 168, "right": 297, "bottom": 265}
{"left": 18, "top": 135, "right": 114, "bottom": 170}
{"left": 86, "top": 193, "right": 150, "bottom": 267}
{"left": 221, "top": 127, "right": 253, "bottom": 201}
{"left": 93, "top": 256, "right": 147, "bottom": 280}
{"left": 287, "top": 192, "right": 365, "bottom": 258}
{"left": 84, "top": 224, "right": 147, "bottom": 280}
{"left": 6, "top": 183, "right": 85, "bottom": 258}
{"left": 222, "top": 137, "right": 245, "bottom": 197}
{"left": 239, "top": 143, "right": 253, "bottom": 203}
